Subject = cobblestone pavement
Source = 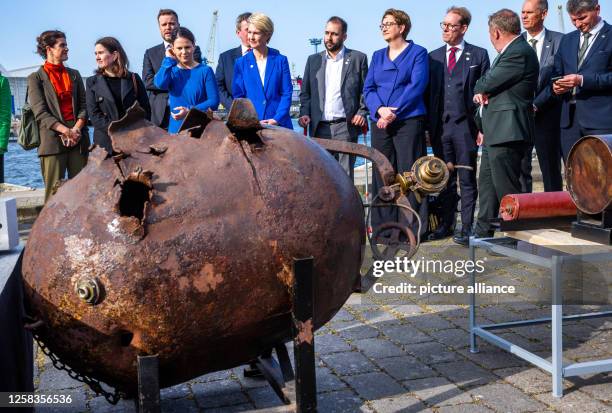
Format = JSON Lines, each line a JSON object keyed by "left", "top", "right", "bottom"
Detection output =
{"left": 32, "top": 239, "right": 612, "bottom": 413}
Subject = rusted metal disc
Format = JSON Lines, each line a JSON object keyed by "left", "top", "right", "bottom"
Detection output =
{"left": 566, "top": 135, "right": 612, "bottom": 215}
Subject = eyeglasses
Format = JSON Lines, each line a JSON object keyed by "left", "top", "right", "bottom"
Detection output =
{"left": 379, "top": 22, "right": 398, "bottom": 30}
{"left": 440, "top": 22, "right": 463, "bottom": 31}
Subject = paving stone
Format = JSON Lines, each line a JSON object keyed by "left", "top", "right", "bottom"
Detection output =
{"left": 472, "top": 383, "right": 547, "bottom": 412}
{"left": 88, "top": 396, "right": 137, "bottom": 413}
{"left": 160, "top": 382, "right": 191, "bottom": 400}
{"left": 236, "top": 372, "right": 269, "bottom": 389}
{"left": 405, "top": 341, "right": 462, "bottom": 364}
{"left": 316, "top": 366, "right": 348, "bottom": 392}
{"left": 436, "top": 403, "right": 494, "bottom": 413}
{"left": 192, "top": 380, "right": 249, "bottom": 409}
{"left": 31, "top": 388, "right": 89, "bottom": 413}
{"left": 191, "top": 369, "right": 233, "bottom": 383}
{"left": 331, "top": 308, "right": 356, "bottom": 322}
{"left": 534, "top": 390, "right": 612, "bottom": 412}
{"left": 570, "top": 373, "right": 612, "bottom": 402}
{"left": 496, "top": 332, "right": 547, "bottom": 351}
{"left": 448, "top": 317, "right": 470, "bottom": 331}
{"left": 315, "top": 333, "right": 352, "bottom": 354}
{"left": 379, "top": 324, "right": 433, "bottom": 345}
{"left": 360, "top": 309, "right": 401, "bottom": 324}
{"left": 406, "top": 313, "right": 455, "bottom": 331}
{"left": 320, "top": 351, "right": 379, "bottom": 376}
{"left": 403, "top": 376, "right": 473, "bottom": 407}
{"left": 459, "top": 348, "right": 529, "bottom": 369}
{"left": 337, "top": 324, "right": 380, "bottom": 341}
{"left": 369, "top": 394, "right": 429, "bottom": 413}
{"left": 429, "top": 328, "right": 470, "bottom": 349}
{"left": 316, "top": 389, "right": 368, "bottom": 412}
{"left": 433, "top": 360, "right": 497, "bottom": 389}
{"left": 493, "top": 367, "right": 556, "bottom": 394}
{"left": 352, "top": 337, "right": 405, "bottom": 359}
{"left": 202, "top": 403, "right": 254, "bottom": 412}
{"left": 37, "top": 366, "right": 85, "bottom": 391}
{"left": 376, "top": 356, "right": 438, "bottom": 381}
{"left": 160, "top": 396, "right": 199, "bottom": 412}
{"left": 247, "top": 385, "right": 285, "bottom": 409}
{"left": 388, "top": 304, "right": 424, "bottom": 318}
{"left": 344, "top": 372, "right": 405, "bottom": 400}
{"left": 479, "top": 306, "right": 523, "bottom": 323}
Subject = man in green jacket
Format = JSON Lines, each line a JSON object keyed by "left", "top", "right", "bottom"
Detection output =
{"left": 0, "top": 74, "right": 11, "bottom": 183}
{"left": 473, "top": 9, "right": 539, "bottom": 238}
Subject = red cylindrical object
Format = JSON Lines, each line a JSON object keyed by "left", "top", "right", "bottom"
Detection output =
{"left": 499, "top": 191, "right": 577, "bottom": 221}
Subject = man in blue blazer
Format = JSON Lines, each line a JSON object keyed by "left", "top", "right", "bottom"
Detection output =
{"left": 142, "top": 9, "right": 202, "bottom": 129}
{"left": 427, "top": 6, "right": 490, "bottom": 245}
{"left": 520, "top": 0, "right": 564, "bottom": 193}
{"left": 551, "top": 0, "right": 612, "bottom": 160}
{"left": 215, "top": 12, "right": 251, "bottom": 111}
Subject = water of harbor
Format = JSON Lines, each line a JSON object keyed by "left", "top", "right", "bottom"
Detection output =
{"left": 4, "top": 120, "right": 376, "bottom": 189}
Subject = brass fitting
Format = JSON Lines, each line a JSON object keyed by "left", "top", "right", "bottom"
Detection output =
{"left": 75, "top": 278, "right": 102, "bottom": 305}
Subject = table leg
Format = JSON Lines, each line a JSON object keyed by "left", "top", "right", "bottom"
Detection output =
{"left": 469, "top": 238, "right": 478, "bottom": 353}
{"left": 552, "top": 255, "right": 563, "bottom": 397}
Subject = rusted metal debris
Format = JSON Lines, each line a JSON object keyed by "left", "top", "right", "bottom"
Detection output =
{"left": 21, "top": 98, "right": 449, "bottom": 397}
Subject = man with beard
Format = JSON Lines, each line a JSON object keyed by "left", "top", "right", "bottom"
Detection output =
{"left": 299, "top": 16, "right": 369, "bottom": 179}
{"left": 426, "top": 6, "right": 490, "bottom": 245}
{"left": 142, "top": 9, "right": 202, "bottom": 129}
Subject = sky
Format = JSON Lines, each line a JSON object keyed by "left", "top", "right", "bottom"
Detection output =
{"left": 1, "top": 0, "right": 611, "bottom": 77}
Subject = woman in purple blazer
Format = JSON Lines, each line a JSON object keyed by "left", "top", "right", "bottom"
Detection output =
{"left": 363, "top": 8, "right": 429, "bottom": 237}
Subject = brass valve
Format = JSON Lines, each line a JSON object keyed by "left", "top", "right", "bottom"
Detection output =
{"left": 75, "top": 278, "right": 103, "bottom": 305}
{"left": 395, "top": 156, "right": 450, "bottom": 201}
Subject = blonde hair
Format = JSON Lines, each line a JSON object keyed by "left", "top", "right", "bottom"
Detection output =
{"left": 248, "top": 12, "right": 274, "bottom": 41}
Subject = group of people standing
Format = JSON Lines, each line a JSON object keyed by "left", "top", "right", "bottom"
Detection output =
{"left": 24, "top": 1, "right": 611, "bottom": 247}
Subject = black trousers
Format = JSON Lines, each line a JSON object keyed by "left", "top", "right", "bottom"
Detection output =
{"left": 520, "top": 120, "right": 564, "bottom": 192}
{"left": 475, "top": 142, "right": 527, "bottom": 237}
{"left": 560, "top": 104, "right": 612, "bottom": 161}
{"left": 435, "top": 118, "right": 478, "bottom": 232}
{"left": 371, "top": 117, "right": 428, "bottom": 237}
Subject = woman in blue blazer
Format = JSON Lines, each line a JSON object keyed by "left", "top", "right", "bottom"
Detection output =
{"left": 363, "top": 8, "right": 429, "bottom": 237}
{"left": 232, "top": 13, "right": 293, "bottom": 129}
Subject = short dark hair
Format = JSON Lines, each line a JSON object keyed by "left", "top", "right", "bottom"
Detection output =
{"left": 566, "top": 0, "right": 598, "bottom": 14}
{"left": 488, "top": 8, "right": 521, "bottom": 35}
{"left": 447, "top": 6, "right": 472, "bottom": 26}
{"left": 158, "top": 9, "right": 178, "bottom": 22}
{"left": 382, "top": 9, "right": 412, "bottom": 39}
{"left": 327, "top": 16, "right": 348, "bottom": 34}
{"left": 36, "top": 30, "right": 66, "bottom": 59}
{"left": 172, "top": 27, "right": 195, "bottom": 45}
{"left": 535, "top": 0, "right": 549, "bottom": 12}
{"left": 95, "top": 37, "right": 130, "bottom": 78}
{"left": 235, "top": 12, "right": 252, "bottom": 31}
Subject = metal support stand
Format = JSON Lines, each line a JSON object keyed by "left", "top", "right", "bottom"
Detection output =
{"left": 136, "top": 354, "right": 160, "bottom": 413}
{"left": 293, "top": 257, "right": 317, "bottom": 412}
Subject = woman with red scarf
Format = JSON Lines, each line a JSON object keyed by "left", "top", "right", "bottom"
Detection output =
{"left": 28, "top": 30, "right": 89, "bottom": 201}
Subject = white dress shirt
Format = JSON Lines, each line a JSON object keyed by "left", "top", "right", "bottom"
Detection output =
{"left": 241, "top": 44, "right": 250, "bottom": 55}
{"left": 323, "top": 47, "right": 346, "bottom": 121}
{"left": 526, "top": 28, "right": 546, "bottom": 61}
{"left": 256, "top": 57, "right": 267, "bottom": 86}
{"left": 445, "top": 40, "right": 465, "bottom": 68}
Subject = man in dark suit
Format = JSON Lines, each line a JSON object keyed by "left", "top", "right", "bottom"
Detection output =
{"left": 426, "top": 6, "right": 490, "bottom": 245}
{"left": 298, "top": 16, "right": 368, "bottom": 179}
{"left": 142, "top": 9, "right": 202, "bottom": 129}
{"left": 552, "top": 0, "right": 612, "bottom": 159}
{"left": 473, "top": 9, "right": 539, "bottom": 238}
{"left": 520, "top": 0, "right": 564, "bottom": 192}
{"left": 216, "top": 12, "right": 252, "bottom": 111}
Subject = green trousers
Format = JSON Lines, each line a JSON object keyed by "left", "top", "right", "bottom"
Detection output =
{"left": 40, "top": 145, "right": 88, "bottom": 201}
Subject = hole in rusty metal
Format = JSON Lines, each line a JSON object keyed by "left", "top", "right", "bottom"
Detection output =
{"left": 118, "top": 330, "right": 134, "bottom": 347}
{"left": 118, "top": 180, "right": 151, "bottom": 221}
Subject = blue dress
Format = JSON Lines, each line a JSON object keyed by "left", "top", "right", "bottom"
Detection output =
{"left": 154, "top": 57, "right": 219, "bottom": 133}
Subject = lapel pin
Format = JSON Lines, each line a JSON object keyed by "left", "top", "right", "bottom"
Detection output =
{"left": 466, "top": 57, "right": 470, "bottom": 61}
{"left": 250, "top": 64, "right": 254, "bottom": 68}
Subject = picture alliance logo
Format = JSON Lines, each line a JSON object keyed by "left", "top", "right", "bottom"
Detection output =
{"left": 372, "top": 256, "right": 487, "bottom": 278}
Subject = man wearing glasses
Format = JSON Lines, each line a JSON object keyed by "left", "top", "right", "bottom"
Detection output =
{"left": 426, "top": 7, "right": 490, "bottom": 246}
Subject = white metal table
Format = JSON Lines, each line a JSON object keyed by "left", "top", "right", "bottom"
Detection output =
{"left": 468, "top": 234, "right": 612, "bottom": 397}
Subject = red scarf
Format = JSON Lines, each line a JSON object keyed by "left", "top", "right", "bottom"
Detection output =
{"left": 43, "top": 62, "right": 75, "bottom": 122}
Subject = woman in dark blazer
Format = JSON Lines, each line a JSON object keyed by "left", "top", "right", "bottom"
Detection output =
{"left": 232, "top": 13, "right": 293, "bottom": 129}
{"left": 363, "top": 8, "right": 429, "bottom": 237}
{"left": 28, "top": 30, "right": 89, "bottom": 201}
{"left": 86, "top": 37, "right": 150, "bottom": 153}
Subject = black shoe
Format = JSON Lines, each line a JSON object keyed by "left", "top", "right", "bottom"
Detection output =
{"left": 427, "top": 225, "right": 454, "bottom": 241}
{"left": 453, "top": 230, "right": 473, "bottom": 247}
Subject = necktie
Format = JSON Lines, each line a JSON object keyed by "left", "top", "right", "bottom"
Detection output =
{"left": 448, "top": 47, "right": 458, "bottom": 74}
{"left": 244, "top": 47, "right": 252, "bottom": 55}
{"left": 578, "top": 32, "right": 592, "bottom": 68}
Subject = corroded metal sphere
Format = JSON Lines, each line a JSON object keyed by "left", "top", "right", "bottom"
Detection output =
{"left": 22, "top": 105, "right": 364, "bottom": 392}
